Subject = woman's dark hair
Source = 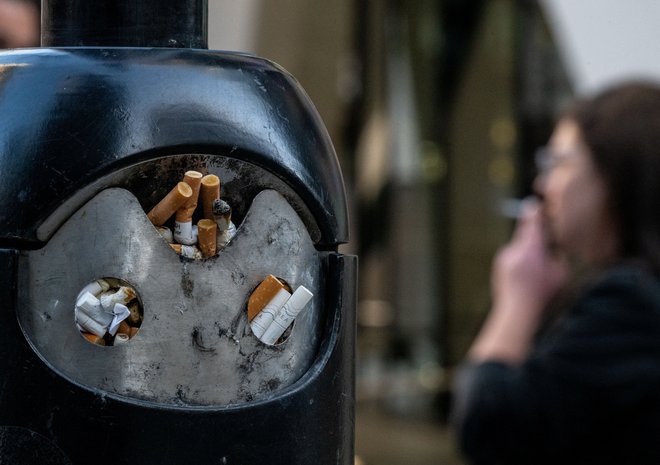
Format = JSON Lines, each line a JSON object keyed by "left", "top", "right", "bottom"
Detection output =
{"left": 566, "top": 81, "right": 660, "bottom": 272}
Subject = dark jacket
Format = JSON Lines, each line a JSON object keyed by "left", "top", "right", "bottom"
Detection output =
{"left": 452, "top": 266, "right": 660, "bottom": 465}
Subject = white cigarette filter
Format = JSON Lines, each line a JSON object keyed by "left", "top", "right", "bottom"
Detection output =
{"left": 157, "top": 226, "right": 174, "bottom": 243}
{"left": 259, "top": 286, "right": 313, "bottom": 345}
{"left": 74, "top": 308, "right": 107, "bottom": 338}
{"left": 170, "top": 242, "right": 204, "bottom": 259}
{"left": 76, "top": 291, "right": 114, "bottom": 327}
{"left": 212, "top": 198, "right": 232, "bottom": 231}
{"left": 113, "top": 333, "right": 130, "bottom": 345}
{"left": 79, "top": 279, "right": 110, "bottom": 298}
{"left": 100, "top": 286, "right": 136, "bottom": 312}
{"left": 217, "top": 222, "right": 236, "bottom": 248}
{"left": 250, "top": 288, "right": 292, "bottom": 339}
{"left": 173, "top": 220, "right": 198, "bottom": 245}
{"left": 108, "top": 303, "right": 131, "bottom": 336}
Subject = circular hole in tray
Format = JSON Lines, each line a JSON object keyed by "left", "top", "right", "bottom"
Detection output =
{"left": 74, "top": 277, "right": 143, "bottom": 347}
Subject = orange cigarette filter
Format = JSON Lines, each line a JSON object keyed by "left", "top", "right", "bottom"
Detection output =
{"left": 117, "top": 320, "right": 131, "bottom": 337}
{"left": 247, "top": 275, "right": 288, "bottom": 321}
{"left": 127, "top": 302, "right": 141, "bottom": 326}
{"left": 170, "top": 243, "right": 183, "bottom": 254}
{"left": 197, "top": 218, "right": 218, "bottom": 257}
{"left": 200, "top": 174, "right": 221, "bottom": 220}
{"left": 175, "top": 170, "right": 203, "bottom": 222}
{"left": 82, "top": 332, "right": 106, "bottom": 346}
{"left": 147, "top": 182, "right": 193, "bottom": 226}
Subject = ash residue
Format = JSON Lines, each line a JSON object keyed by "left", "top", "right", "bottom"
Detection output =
{"left": 191, "top": 327, "right": 216, "bottom": 353}
{"left": 181, "top": 265, "right": 194, "bottom": 298}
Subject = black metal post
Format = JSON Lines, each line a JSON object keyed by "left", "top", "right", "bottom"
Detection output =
{"left": 41, "top": 0, "right": 208, "bottom": 48}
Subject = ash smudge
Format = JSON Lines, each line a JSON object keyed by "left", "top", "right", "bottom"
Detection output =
{"left": 181, "top": 264, "right": 194, "bottom": 298}
{"left": 192, "top": 327, "right": 216, "bottom": 353}
{"left": 231, "top": 270, "right": 246, "bottom": 286}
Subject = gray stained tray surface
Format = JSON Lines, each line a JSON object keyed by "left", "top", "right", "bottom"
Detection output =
{"left": 18, "top": 187, "right": 323, "bottom": 407}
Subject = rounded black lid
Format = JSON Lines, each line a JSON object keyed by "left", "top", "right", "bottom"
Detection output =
{"left": 0, "top": 48, "right": 348, "bottom": 247}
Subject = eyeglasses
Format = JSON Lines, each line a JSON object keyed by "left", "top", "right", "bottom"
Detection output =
{"left": 534, "top": 146, "right": 581, "bottom": 176}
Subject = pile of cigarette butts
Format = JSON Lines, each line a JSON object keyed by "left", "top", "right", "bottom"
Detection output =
{"left": 248, "top": 275, "right": 313, "bottom": 345}
{"left": 75, "top": 278, "right": 142, "bottom": 346}
{"left": 146, "top": 171, "right": 236, "bottom": 259}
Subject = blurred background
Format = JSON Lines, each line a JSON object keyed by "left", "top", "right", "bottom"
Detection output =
{"left": 5, "top": 0, "right": 660, "bottom": 463}
{"left": 202, "top": 2, "right": 659, "bottom": 464}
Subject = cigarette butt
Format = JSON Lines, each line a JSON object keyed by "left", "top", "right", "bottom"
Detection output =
{"left": 200, "top": 174, "right": 221, "bottom": 220}
{"left": 129, "top": 327, "right": 139, "bottom": 338}
{"left": 79, "top": 279, "right": 110, "bottom": 298}
{"left": 197, "top": 219, "right": 217, "bottom": 257}
{"left": 157, "top": 226, "right": 174, "bottom": 243}
{"left": 170, "top": 243, "right": 202, "bottom": 259}
{"left": 127, "top": 302, "right": 141, "bottom": 326}
{"left": 260, "top": 286, "right": 314, "bottom": 345}
{"left": 75, "top": 308, "right": 107, "bottom": 338}
{"left": 147, "top": 182, "right": 193, "bottom": 226}
{"left": 247, "top": 275, "right": 287, "bottom": 321}
{"left": 251, "top": 288, "right": 291, "bottom": 339}
{"left": 114, "top": 333, "right": 130, "bottom": 345}
{"left": 217, "top": 222, "right": 236, "bottom": 248}
{"left": 175, "top": 170, "right": 203, "bottom": 222}
{"left": 212, "top": 199, "right": 232, "bottom": 231}
{"left": 82, "top": 332, "right": 106, "bottom": 346}
{"left": 117, "top": 320, "right": 131, "bottom": 336}
{"left": 100, "top": 286, "right": 137, "bottom": 312}
{"left": 174, "top": 220, "right": 197, "bottom": 245}
{"left": 76, "top": 291, "right": 113, "bottom": 327}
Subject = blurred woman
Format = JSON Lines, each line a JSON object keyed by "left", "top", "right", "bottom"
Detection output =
{"left": 452, "top": 81, "right": 660, "bottom": 465}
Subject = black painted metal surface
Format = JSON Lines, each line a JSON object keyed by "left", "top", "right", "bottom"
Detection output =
{"left": 0, "top": 47, "right": 348, "bottom": 248}
{"left": 0, "top": 250, "right": 356, "bottom": 464}
{"left": 41, "top": 0, "right": 208, "bottom": 48}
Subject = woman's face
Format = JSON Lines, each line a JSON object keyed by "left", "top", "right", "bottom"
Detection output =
{"left": 536, "top": 118, "right": 619, "bottom": 264}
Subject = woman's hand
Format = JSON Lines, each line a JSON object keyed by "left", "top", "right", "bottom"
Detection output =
{"left": 492, "top": 199, "right": 568, "bottom": 317}
{"left": 468, "top": 200, "right": 569, "bottom": 364}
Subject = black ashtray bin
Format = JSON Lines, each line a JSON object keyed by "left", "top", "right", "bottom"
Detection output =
{"left": 0, "top": 1, "right": 356, "bottom": 464}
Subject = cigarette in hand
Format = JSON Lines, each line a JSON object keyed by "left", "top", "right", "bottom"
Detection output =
{"left": 147, "top": 182, "right": 193, "bottom": 226}
{"left": 200, "top": 174, "right": 221, "bottom": 220}
{"left": 260, "top": 286, "right": 313, "bottom": 345}
{"left": 197, "top": 219, "right": 217, "bottom": 257}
